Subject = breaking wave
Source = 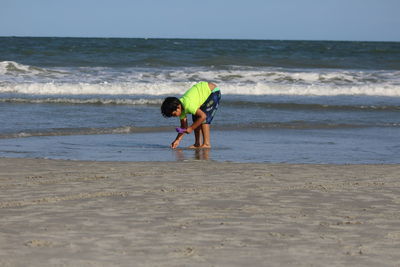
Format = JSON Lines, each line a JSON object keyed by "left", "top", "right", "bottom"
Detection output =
{"left": 1, "top": 61, "right": 400, "bottom": 97}
{"left": 0, "top": 97, "right": 162, "bottom": 105}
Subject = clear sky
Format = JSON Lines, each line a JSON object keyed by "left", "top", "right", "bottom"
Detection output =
{"left": 1, "top": 0, "right": 399, "bottom": 41}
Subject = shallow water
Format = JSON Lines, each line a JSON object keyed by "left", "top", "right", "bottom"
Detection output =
{"left": 1, "top": 37, "right": 399, "bottom": 163}
{"left": 1, "top": 127, "right": 399, "bottom": 164}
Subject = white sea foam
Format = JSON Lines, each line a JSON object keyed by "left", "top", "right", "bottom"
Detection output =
{"left": 0, "top": 97, "right": 163, "bottom": 105}
{"left": 1, "top": 61, "right": 400, "bottom": 97}
{"left": 1, "top": 81, "right": 400, "bottom": 97}
{"left": 0, "top": 61, "right": 69, "bottom": 77}
{"left": 0, "top": 61, "right": 31, "bottom": 74}
{"left": 0, "top": 82, "right": 185, "bottom": 95}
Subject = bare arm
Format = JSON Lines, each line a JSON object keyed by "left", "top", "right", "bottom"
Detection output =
{"left": 183, "top": 82, "right": 215, "bottom": 134}
{"left": 171, "top": 117, "right": 188, "bottom": 148}
{"left": 186, "top": 109, "right": 206, "bottom": 134}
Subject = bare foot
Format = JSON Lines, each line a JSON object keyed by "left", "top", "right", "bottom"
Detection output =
{"left": 199, "top": 144, "right": 211, "bottom": 149}
{"left": 188, "top": 144, "right": 201, "bottom": 149}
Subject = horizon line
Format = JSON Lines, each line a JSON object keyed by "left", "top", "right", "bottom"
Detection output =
{"left": 1, "top": 35, "right": 399, "bottom": 43}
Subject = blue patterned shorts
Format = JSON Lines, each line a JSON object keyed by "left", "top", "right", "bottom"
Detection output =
{"left": 192, "top": 89, "right": 221, "bottom": 124}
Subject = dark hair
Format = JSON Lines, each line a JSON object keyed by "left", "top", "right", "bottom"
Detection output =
{"left": 161, "top": 97, "right": 181, "bottom": 117}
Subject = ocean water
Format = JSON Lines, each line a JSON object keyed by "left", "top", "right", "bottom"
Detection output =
{"left": 1, "top": 37, "right": 400, "bottom": 163}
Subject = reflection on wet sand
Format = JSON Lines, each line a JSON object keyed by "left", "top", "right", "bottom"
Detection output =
{"left": 174, "top": 148, "right": 211, "bottom": 161}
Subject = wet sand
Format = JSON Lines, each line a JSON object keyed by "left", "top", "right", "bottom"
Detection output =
{"left": 1, "top": 158, "right": 400, "bottom": 266}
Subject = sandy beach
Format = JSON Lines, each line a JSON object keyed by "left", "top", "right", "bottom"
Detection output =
{"left": 1, "top": 158, "right": 400, "bottom": 266}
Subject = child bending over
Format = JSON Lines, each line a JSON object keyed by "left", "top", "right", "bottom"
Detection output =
{"left": 161, "top": 81, "right": 221, "bottom": 149}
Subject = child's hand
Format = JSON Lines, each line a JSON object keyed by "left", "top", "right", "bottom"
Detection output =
{"left": 171, "top": 140, "right": 180, "bottom": 149}
{"left": 186, "top": 127, "right": 193, "bottom": 134}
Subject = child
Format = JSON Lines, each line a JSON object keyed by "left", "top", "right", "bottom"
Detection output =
{"left": 161, "top": 81, "right": 221, "bottom": 149}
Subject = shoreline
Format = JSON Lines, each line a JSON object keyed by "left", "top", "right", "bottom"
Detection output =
{"left": 2, "top": 156, "right": 400, "bottom": 165}
{"left": 1, "top": 158, "right": 400, "bottom": 266}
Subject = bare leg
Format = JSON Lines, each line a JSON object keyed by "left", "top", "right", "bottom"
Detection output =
{"left": 200, "top": 124, "right": 211, "bottom": 148}
{"left": 188, "top": 126, "right": 202, "bottom": 149}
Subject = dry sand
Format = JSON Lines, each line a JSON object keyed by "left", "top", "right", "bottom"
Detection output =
{"left": 0, "top": 158, "right": 400, "bottom": 266}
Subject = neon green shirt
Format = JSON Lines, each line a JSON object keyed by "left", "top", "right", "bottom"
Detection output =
{"left": 179, "top": 82, "right": 211, "bottom": 119}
